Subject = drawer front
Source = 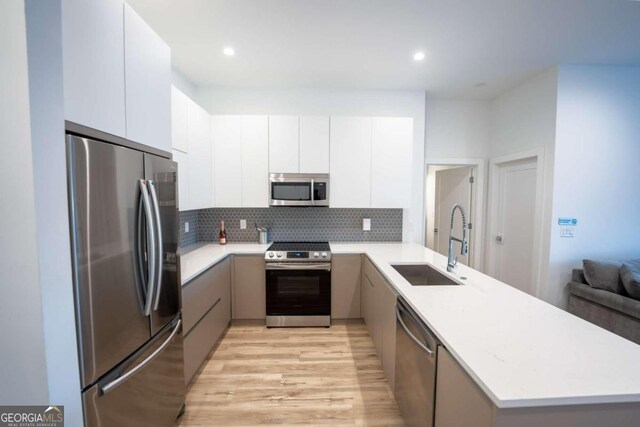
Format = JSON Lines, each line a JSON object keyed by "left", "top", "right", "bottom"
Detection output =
{"left": 182, "top": 257, "right": 229, "bottom": 334}
{"left": 183, "top": 298, "right": 230, "bottom": 385}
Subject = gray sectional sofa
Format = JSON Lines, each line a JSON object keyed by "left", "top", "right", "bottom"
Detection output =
{"left": 568, "top": 268, "right": 640, "bottom": 345}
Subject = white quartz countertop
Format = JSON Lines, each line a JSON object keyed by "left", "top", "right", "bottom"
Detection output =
{"left": 179, "top": 242, "right": 640, "bottom": 409}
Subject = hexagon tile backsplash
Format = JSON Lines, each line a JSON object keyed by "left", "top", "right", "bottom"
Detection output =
{"left": 179, "top": 208, "right": 402, "bottom": 246}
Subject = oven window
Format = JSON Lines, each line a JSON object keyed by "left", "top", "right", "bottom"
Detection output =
{"left": 266, "top": 269, "right": 331, "bottom": 316}
{"left": 271, "top": 182, "right": 311, "bottom": 201}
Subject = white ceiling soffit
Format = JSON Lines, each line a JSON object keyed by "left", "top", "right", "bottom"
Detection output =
{"left": 127, "top": 0, "right": 640, "bottom": 98}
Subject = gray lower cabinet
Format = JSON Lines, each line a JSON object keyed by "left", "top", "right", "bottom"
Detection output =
{"left": 232, "top": 255, "right": 266, "bottom": 320}
{"left": 435, "top": 346, "right": 640, "bottom": 427}
{"left": 182, "top": 257, "right": 231, "bottom": 384}
{"left": 331, "top": 255, "right": 362, "bottom": 319}
{"left": 363, "top": 256, "right": 397, "bottom": 390}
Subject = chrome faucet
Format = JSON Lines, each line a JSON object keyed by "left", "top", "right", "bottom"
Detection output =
{"left": 447, "top": 204, "right": 469, "bottom": 272}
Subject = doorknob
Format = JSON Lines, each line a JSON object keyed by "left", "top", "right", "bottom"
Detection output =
{"left": 495, "top": 235, "right": 503, "bottom": 242}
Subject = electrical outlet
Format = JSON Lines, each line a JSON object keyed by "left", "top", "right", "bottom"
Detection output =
{"left": 363, "top": 218, "right": 371, "bottom": 231}
{"left": 184, "top": 222, "right": 189, "bottom": 233}
{"left": 240, "top": 219, "right": 247, "bottom": 229}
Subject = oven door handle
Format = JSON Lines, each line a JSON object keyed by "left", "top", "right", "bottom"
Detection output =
{"left": 266, "top": 263, "right": 331, "bottom": 271}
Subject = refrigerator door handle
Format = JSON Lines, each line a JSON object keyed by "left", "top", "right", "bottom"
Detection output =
{"left": 100, "top": 319, "right": 182, "bottom": 395}
{"left": 147, "top": 180, "right": 164, "bottom": 310}
{"left": 139, "top": 179, "right": 156, "bottom": 316}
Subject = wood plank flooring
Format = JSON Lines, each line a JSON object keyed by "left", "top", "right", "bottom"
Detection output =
{"left": 178, "top": 321, "right": 404, "bottom": 426}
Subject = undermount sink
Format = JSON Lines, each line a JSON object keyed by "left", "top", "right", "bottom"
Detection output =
{"left": 391, "top": 264, "right": 461, "bottom": 286}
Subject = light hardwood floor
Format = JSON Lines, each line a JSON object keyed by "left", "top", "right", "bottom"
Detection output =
{"left": 178, "top": 321, "right": 404, "bottom": 426}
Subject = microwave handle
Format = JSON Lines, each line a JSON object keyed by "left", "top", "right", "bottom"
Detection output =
{"left": 311, "top": 179, "right": 314, "bottom": 202}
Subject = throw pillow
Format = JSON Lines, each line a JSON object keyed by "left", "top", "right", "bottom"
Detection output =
{"left": 583, "top": 259, "right": 623, "bottom": 294}
{"left": 620, "top": 260, "right": 640, "bottom": 300}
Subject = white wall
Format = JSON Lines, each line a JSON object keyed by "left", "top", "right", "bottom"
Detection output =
{"left": 0, "top": 0, "right": 49, "bottom": 405}
{"left": 196, "top": 87, "right": 427, "bottom": 243}
{"left": 25, "top": 0, "right": 83, "bottom": 422}
{"left": 172, "top": 67, "right": 197, "bottom": 100}
{"left": 425, "top": 99, "right": 490, "bottom": 158}
{"left": 546, "top": 65, "right": 640, "bottom": 307}
{"left": 488, "top": 68, "right": 558, "bottom": 299}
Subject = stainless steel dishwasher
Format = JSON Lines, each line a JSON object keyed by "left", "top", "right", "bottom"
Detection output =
{"left": 394, "top": 296, "right": 442, "bottom": 427}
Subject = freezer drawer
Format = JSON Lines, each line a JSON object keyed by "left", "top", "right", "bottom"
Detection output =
{"left": 83, "top": 318, "right": 185, "bottom": 427}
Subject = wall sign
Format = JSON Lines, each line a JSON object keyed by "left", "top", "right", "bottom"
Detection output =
{"left": 558, "top": 217, "right": 578, "bottom": 226}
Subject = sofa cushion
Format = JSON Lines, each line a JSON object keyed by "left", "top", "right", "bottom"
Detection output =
{"left": 621, "top": 260, "right": 640, "bottom": 300}
{"left": 568, "top": 281, "right": 640, "bottom": 320}
{"left": 583, "top": 259, "right": 623, "bottom": 294}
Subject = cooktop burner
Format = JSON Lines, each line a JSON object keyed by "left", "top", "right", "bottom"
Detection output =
{"left": 267, "top": 241, "right": 330, "bottom": 252}
{"left": 265, "top": 242, "right": 331, "bottom": 261}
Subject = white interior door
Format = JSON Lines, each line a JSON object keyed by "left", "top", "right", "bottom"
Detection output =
{"left": 493, "top": 160, "right": 537, "bottom": 295}
{"left": 434, "top": 166, "right": 474, "bottom": 266}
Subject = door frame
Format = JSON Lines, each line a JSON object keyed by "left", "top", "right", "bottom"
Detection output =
{"left": 485, "top": 148, "right": 545, "bottom": 297}
{"left": 424, "top": 157, "right": 486, "bottom": 271}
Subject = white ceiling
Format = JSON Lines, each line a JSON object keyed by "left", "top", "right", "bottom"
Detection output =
{"left": 127, "top": 0, "right": 640, "bottom": 98}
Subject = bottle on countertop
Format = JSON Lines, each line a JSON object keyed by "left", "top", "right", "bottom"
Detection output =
{"left": 219, "top": 220, "right": 227, "bottom": 245}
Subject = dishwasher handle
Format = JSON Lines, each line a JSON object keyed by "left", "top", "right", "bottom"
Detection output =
{"left": 396, "top": 304, "right": 435, "bottom": 358}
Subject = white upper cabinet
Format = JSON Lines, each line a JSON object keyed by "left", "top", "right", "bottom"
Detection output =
{"left": 371, "top": 117, "right": 413, "bottom": 208}
{"left": 213, "top": 116, "right": 243, "bottom": 207}
{"left": 172, "top": 149, "right": 190, "bottom": 211}
{"left": 62, "top": 0, "right": 126, "bottom": 137}
{"left": 268, "top": 116, "right": 299, "bottom": 173}
{"left": 299, "top": 116, "right": 330, "bottom": 174}
{"left": 330, "top": 117, "right": 372, "bottom": 208}
{"left": 241, "top": 116, "right": 269, "bottom": 207}
{"left": 187, "top": 102, "right": 213, "bottom": 210}
{"left": 123, "top": 4, "right": 171, "bottom": 152}
{"left": 171, "top": 86, "right": 189, "bottom": 153}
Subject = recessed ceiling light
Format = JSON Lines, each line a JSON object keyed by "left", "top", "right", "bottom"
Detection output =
{"left": 413, "top": 51, "right": 425, "bottom": 61}
{"left": 223, "top": 47, "right": 235, "bottom": 56}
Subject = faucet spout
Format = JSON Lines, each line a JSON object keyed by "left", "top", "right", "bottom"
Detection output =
{"left": 447, "top": 204, "right": 468, "bottom": 272}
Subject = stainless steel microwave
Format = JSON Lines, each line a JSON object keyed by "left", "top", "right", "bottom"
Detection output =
{"left": 269, "top": 173, "right": 330, "bottom": 207}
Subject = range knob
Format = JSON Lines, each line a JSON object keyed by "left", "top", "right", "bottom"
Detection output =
{"left": 313, "top": 252, "right": 320, "bottom": 258}
{"left": 276, "top": 252, "right": 283, "bottom": 258}
{"left": 268, "top": 251, "right": 274, "bottom": 258}
{"left": 321, "top": 252, "right": 328, "bottom": 258}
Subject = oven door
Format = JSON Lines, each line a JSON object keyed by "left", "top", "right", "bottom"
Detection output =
{"left": 266, "top": 263, "right": 331, "bottom": 325}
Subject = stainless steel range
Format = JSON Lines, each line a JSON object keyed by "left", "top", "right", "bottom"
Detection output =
{"left": 265, "top": 242, "right": 332, "bottom": 327}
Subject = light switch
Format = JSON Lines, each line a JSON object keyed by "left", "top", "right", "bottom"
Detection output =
{"left": 363, "top": 218, "right": 371, "bottom": 231}
{"left": 560, "top": 227, "right": 575, "bottom": 238}
{"left": 240, "top": 219, "right": 246, "bottom": 229}
{"left": 184, "top": 222, "right": 189, "bottom": 233}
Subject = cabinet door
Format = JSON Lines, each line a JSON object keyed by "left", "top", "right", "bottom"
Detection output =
{"left": 299, "top": 116, "right": 330, "bottom": 173}
{"left": 362, "top": 275, "right": 374, "bottom": 339}
{"left": 371, "top": 117, "right": 413, "bottom": 208}
{"left": 268, "top": 116, "right": 299, "bottom": 173}
{"left": 331, "top": 255, "right": 362, "bottom": 319}
{"left": 171, "top": 86, "right": 189, "bottom": 153}
{"left": 330, "top": 117, "right": 372, "bottom": 207}
{"left": 241, "top": 116, "right": 269, "bottom": 207}
{"left": 124, "top": 4, "right": 171, "bottom": 152}
{"left": 232, "top": 256, "right": 266, "bottom": 319}
{"left": 213, "top": 116, "right": 242, "bottom": 207}
{"left": 380, "top": 281, "right": 397, "bottom": 391}
{"left": 187, "top": 101, "right": 213, "bottom": 209}
{"left": 172, "top": 150, "right": 190, "bottom": 211}
{"left": 62, "top": 0, "right": 126, "bottom": 137}
{"left": 435, "top": 347, "right": 494, "bottom": 427}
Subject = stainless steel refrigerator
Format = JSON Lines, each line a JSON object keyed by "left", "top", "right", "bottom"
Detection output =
{"left": 66, "top": 134, "right": 185, "bottom": 426}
